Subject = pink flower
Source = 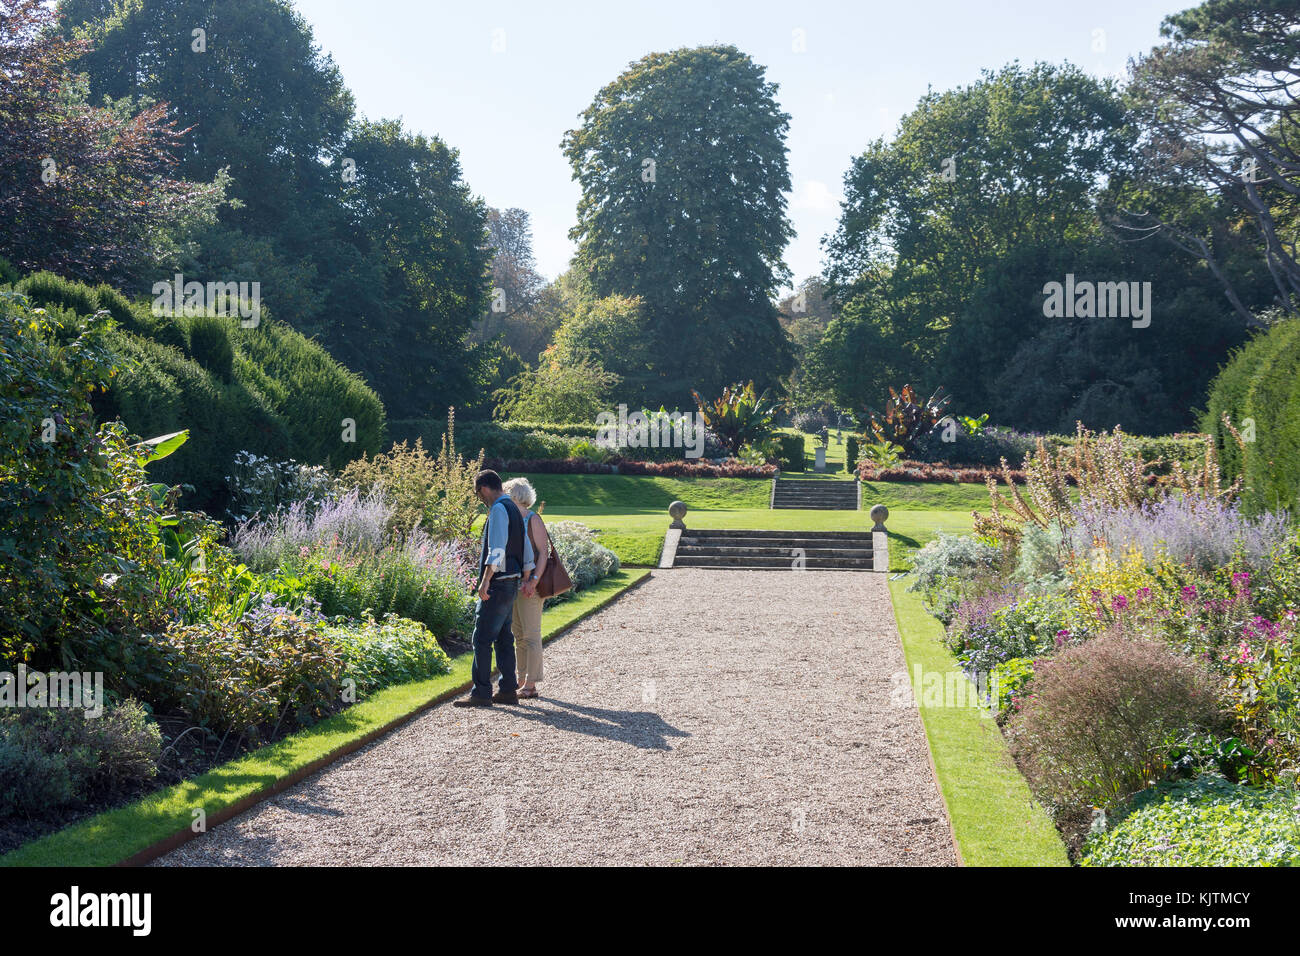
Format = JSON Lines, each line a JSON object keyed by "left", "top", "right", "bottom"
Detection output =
{"left": 1135, "top": 587, "right": 1152, "bottom": 601}
{"left": 1112, "top": 594, "right": 1129, "bottom": 612}
{"left": 1232, "top": 571, "right": 1251, "bottom": 590}
{"left": 1180, "top": 585, "right": 1198, "bottom": 603}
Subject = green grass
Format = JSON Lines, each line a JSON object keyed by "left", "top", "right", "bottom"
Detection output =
{"left": 889, "top": 575, "right": 1068, "bottom": 867}
{"left": 775, "top": 425, "right": 856, "bottom": 475}
{"left": 875, "top": 506, "right": 1067, "bottom": 864}
{"left": 0, "top": 569, "right": 651, "bottom": 867}
{"left": 497, "top": 472, "right": 994, "bottom": 566}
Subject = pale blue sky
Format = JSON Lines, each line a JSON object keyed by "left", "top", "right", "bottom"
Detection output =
{"left": 292, "top": 0, "right": 1192, "bottom": 293}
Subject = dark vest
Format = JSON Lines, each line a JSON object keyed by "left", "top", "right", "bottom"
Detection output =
{"left": 479, "top": 494, "right": 525, "bottom": 577}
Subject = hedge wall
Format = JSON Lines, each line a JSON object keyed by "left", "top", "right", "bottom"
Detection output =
{"left": 11, "top": 272, "right": 386, "bottom": 514}
{"left": 1203, "top": 317, "right": 1300, "bottom": 514}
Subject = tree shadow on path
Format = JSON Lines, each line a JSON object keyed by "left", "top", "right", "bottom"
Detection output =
{"left": 505, "top": 697, "right": 689, "bottom": 751}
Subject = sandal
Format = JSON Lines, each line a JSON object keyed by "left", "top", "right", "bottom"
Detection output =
{"left": 518, "top": 687, "right": 539, "bottom": 699}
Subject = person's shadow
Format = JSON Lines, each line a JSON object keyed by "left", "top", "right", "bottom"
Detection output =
{"left": 505, "top": 697, "right": 689, "bottom": 751}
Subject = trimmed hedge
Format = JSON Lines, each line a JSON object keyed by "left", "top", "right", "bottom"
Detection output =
{"left": 775, "top": 432, "right": 804, "bottom": 472}
{"left": 12, "top": 272, "right": 386, "bottom": 513}
{"left": 844, "top": 434, "right": 859, "bottom": 473}
{"left": 1203, "top": 317, "right": 1300, "bottom": 514}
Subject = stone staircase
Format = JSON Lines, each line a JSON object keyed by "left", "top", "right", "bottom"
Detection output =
{"left": 770, "top": 478, "right": 859, "bottom": 510}
{"left": 670, "top": 529, "right": 880, "bottom": 571}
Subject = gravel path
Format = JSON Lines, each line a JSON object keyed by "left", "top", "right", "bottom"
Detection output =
{"left": 155, "top": 570, "right": 956, "bottom": 866}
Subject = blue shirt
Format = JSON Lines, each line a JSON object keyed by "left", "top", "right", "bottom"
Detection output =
{"left": 483, "top": 493, "right": 535, "bottom": 575}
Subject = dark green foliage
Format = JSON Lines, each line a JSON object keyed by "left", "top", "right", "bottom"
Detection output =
{"left": 15, "top": 269, "right": 385, "bottom": 513}
{"left": 563, "top": 46, "right": 794, "bottom": 404}
{"left": 1203, "top": 317, "right": 1300, "bottom": 514}
{"left": 16, "top": 271, "right": 100, "bottom": 318}
{"left": 0, "top": 256, "right": 19, "bottom": 285}
{"left": 230, "top": 320, "right": 385, "bottom": 467}
{"left": 0, "top": 699, "right": 161, "bottom": 819}
{"left": 775, "top": 433, "right": 805, "bottom": 471}
{"left": 94, "top": 331, "right": 292, "bottom": 514}
{"left": 0, "top": 294, "right": 176, "bottom": 670}
{"left": 844, "top": 434, "right": 859, "bottom": 472}
{"left": 185, "top": 314, "right": 235, "bottom": 381}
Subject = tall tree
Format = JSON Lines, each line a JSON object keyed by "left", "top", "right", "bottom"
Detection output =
{"left": 563, "top": 45, "right": 794, "bottom": 405}
{"left": 58, "top": 0, "right": 355, "bottom": 318}
{"left": 1125, "top": 0, "right": 1300, "bottom": 313}
{"left": 813, "top": 63, "right": 1132, "bottom": 415}
{"left": 0, "top": 0, "right": 226, "bottom": 285}
{"left": 325, "top": 119, "right": 492, "bottom": 419}
{"left": 472, "top": 206, "right": 547, "bottom": 359}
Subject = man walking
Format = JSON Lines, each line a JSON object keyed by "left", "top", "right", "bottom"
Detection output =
{"left": 454, "top": 470, "right": 534, "bottom": 708}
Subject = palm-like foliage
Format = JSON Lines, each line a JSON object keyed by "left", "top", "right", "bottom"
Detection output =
{"left": 691, "top": 381, "right": 777, "bottom": 457}
{"left": 867, "top": 384, "right": 951, "bottom": 453}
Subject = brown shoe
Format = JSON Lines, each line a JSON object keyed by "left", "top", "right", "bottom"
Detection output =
{"left": 453, "top": 695, "right": 493, "bottom": 708}
{"left": 492, "top": 690, "right": 519, "bottom": 705}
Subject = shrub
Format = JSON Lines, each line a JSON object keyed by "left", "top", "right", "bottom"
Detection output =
{"left": 0, "top": 699, "right": 161, "bottom": 818}
{"left": 775, "top": 432, "right": 805, "bottom": 471}
{"left": 338, "top": 410, "right": 483, "bottom": 540}
{"left": 186, "top": 314, "right": 235, "bottom": 381}
{"left": 1203, "top": 315, "right": 1300, "bottom": 515}
{"left": 323, "top": 614, "right": 453, "bottom": 697}
{"left": 226, "top": 450, "right": 334, "bottom": 522}
{"left": 691, "top": 381, "right": 778, "bottom": 457}
{"left": 908, "top": 533, "right": 1003, "bottom": 613}
{"left": 147, "top": 610, "right": 346, "bottom": 741}
{"left": 0, "top": 295, "right": 173, "bottom": 669}
{"left": 1080, "top": 774, "right": 1300, "bottom": 867}
{"left": 547, "top": 521, "right": 620, "bottom": 594}
{"left": 951, "top": 593, "right": 1092, "bottom": 673}
{"left": 911, "top": 425, "right": 1039, "bottom": 468}
{"left": 229, "top": 318, "right": 385, "bottom": 468}
{"left": 97, "top": 329, "right": 293, "bottom": 512}
{"left": 15, "top": 271, "right": 100, "bottom": 319}
{"left": 230, "top": 493, "right": 477, "bottom": 637}
{"left": 1007, "top": 633, "right": 1227, "bottom": 813}
{"left": 990, "top": 657, "right": 1036, "bottom": 719}
{"left": 1069, "top": 496, "right": 1289, "bottom": 573}
{"left": 844, "top": 434, "right": 859, "bottom": 472}
{"left": 792, "top": 408, "right": 829, "bottom": 434}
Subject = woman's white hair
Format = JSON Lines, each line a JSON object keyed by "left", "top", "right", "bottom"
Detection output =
{"left": 503, "top": 476, "right": 537, "bottom": 510}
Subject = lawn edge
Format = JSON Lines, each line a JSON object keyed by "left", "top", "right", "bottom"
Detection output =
{"left": 0, "top": 569, "right": 652, "bottom": 868}
{"left": 885, "top": 573, "right": 1069, "bottom": 867}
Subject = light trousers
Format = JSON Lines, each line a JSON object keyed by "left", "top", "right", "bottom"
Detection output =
{"left": 512, "top": 593, "right": 544, "bottom": 683}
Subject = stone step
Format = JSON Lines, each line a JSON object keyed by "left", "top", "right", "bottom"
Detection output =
{"left": 774, "top": 502, "right": 857, "bottom": 509}
{"left": 677, "top": 545, "right": 875, "bottom": 559}
{"left": 684, "top": 529, "right": 873, "bottom": 540}
{"left": 673, "top": 554, "right": 876, "bottom": 569}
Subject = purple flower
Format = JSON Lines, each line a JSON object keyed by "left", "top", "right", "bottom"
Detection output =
{"left": 1181, "top": 585, "right": 1198, "bottom": 603}
{"left": 1112, "top": 594, "right": 1129, "bottom": 612}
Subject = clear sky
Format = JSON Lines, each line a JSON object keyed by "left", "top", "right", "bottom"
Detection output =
{"left": 291, "top": 0, "right": 1193, "bottom": 294}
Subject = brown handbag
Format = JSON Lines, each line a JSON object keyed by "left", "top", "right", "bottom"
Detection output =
{"left": 527, "top": 513, "right": 572, "bottom": 598}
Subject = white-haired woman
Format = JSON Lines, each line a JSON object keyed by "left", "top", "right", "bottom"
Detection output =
{"left": 503, "top": 477, "right": 548, "bottom": 698}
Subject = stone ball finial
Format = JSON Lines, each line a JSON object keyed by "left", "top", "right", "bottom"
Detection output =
{"left": 870, "top": 504, "right": 889, "bottom": 532}
{"left": 668, "top": 500, "right": 688, "bottom": 530}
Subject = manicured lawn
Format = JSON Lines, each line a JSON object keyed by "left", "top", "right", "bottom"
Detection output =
{"left": 775, "top": 425, "right": 857, "bottom": 475}
{"left": 0, "top": 570, "right": 651, "bottom": 867}
{"left": 501, "top": 472, "right": 991, "bottom": 566}
{"left": 889, "top": 576, "right": 1068, "bottom": 866}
